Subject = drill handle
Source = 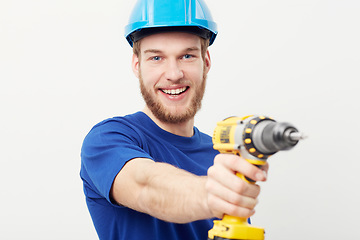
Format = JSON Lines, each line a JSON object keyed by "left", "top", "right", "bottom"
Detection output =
{"left": 208, "top": 151, "right": 266, "bottom": 239}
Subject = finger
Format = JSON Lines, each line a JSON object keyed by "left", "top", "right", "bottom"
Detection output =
{"left": 206, "top": 177, "right": 259, "bottom": 209}
{"left": 260, "top": 162, "right": 269, "bottom": 174}
{"left": 219, "top": 154, "right": 267, "bottom": 182}
{"left": 208, "top": 157, "right": 248, "bottom": 194}
{"left": 207, "top": 191, "right": 256, "bottom": 219}
{"left": 207, "top": 163, "right": 261, "bottom": 199}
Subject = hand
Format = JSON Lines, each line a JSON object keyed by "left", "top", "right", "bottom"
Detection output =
{"left": 206, "top": 153, "right": 268, "bottom": 219}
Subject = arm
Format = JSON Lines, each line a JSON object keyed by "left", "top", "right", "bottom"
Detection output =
{"left": 111, "top": 154, "right": 268, "bottom": 223}
{"left": 111, "top": 158, "right": 213, "bottom": 223}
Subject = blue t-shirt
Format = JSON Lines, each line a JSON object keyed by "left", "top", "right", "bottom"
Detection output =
{"left": 80, "top": 112, "right": 219, "bottom": 240}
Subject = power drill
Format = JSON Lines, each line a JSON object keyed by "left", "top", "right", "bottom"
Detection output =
{"left": 208, "top": 115, "right": 304, "bottom": 240}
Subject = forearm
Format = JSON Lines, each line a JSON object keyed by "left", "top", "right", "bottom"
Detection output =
{"left": 111, "top": 158, "right": 213, "bottom": 223}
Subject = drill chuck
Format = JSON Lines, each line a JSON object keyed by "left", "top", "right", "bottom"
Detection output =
{"left": 252, "top": 120, "right": 302, "bottom": 155}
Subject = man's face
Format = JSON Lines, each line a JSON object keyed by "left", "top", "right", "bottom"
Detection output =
{"left": 132, "top": 32, "right": 211, "bottom": 124}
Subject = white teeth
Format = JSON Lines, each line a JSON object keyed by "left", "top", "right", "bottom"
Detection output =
{"left": 162, "top": 87, "right": 187, "bottom": 95}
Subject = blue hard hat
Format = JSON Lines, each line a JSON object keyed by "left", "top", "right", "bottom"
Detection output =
{"left": 125, "top": 0, "right": 218, "bottom": 47}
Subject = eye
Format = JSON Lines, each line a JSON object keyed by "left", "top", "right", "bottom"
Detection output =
{"left": 151, "top": 56, "right": 161, "bottom": 61}
{"left": 183, "top": 54, "right": 193, "bottom": 59}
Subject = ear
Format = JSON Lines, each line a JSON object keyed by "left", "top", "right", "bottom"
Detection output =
{"left": 204, "top": 50, "right": 211, "bottom": 74}
{"left": 132, "top": 54, "right": 140, "bottom": 78}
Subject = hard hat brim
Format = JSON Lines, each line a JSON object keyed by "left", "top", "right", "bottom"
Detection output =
{"left": 128, "top": 26, "right": 214, "bottom": 45}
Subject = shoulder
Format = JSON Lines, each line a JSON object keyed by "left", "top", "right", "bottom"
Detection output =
{"left": 83, "top": 112, "right": 148, "bottom": 146}
{"left": 91, "top": 112, "right": 148, "bottom": 133}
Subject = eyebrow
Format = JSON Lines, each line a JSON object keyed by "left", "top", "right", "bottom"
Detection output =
{"left": 143, "top": 47, "right": 200, "bottom": 55}
{"left": 184, "top": 47, "right": 200, "bottom": 52}
{"left": 143, "top": 49, "right": 162, "bottom": 54}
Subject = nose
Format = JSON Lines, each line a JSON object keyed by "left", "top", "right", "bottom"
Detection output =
{"left": 164, "top": 59, "right": 184, "bottom": 81}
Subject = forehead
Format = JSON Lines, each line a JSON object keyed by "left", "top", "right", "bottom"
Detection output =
{"left": 139, "top": 32, "right": 202, "bottom": 53}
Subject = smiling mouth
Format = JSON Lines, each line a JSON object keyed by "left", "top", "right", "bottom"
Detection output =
{"left": 161, "top": 87, "right": 189, "bottom": 96}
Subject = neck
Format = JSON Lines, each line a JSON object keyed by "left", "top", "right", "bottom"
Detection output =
{"left": 142, "top": 107, "right": 195, "bottom": 137}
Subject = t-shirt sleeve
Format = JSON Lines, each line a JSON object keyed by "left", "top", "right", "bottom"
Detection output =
{"left": 81, "top": 120, "right": 153, "bottom": 204}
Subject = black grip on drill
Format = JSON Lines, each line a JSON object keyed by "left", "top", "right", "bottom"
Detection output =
{"left": 208, "top": 237, "right": 232, "bottom": 240}
{"left": 244, "top": 164, "right": 262, "bottom": 183}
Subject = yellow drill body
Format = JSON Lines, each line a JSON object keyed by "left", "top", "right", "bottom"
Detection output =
{"left": 208, "top": 115, "right": 303, "bottom": 240}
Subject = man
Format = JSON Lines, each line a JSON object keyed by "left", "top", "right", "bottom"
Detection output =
{"left": 80, "top": 0, "right": 268, "bottom": 239}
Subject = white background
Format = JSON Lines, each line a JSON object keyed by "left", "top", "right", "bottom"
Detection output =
{"left": 1, "top": 0, "right": 359, "bottom": 239}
